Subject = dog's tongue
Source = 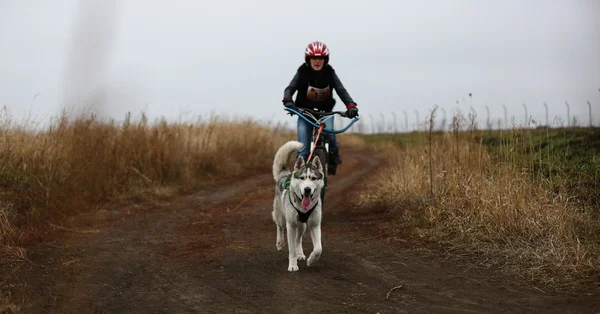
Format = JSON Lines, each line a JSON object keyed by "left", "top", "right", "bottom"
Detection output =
{"left": 302, "top": 195, "right": 311, "bottom": 211}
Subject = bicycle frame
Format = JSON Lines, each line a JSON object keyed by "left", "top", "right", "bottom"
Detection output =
{"left": 284, "top": 107, "right": 360, "bottom": 203}
{"left": 285, "top": 107, "right": 360, "bottom": 154}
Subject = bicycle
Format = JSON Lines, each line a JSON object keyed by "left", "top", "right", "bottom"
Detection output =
{"left": 284, "top": 107, "right": 360, "bottom": 203}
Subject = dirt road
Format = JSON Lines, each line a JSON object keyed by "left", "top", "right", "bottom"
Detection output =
{"left": 2, "top": 150, "right": 599, "bottom": 313}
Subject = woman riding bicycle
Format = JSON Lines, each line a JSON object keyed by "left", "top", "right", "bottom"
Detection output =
{"left": 282, "top": 41, "right": 359, "bottom": 175}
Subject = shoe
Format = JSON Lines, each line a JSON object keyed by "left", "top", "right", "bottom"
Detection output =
{"left": 328, "top": 162, "right": 337, "bottom": 175}
{"left": 328, "top": 146, "right": 342, "bottom": 175}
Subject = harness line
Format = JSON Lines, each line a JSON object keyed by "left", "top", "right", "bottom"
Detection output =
{"left": 307, "top": 124, "right": 325, "bottom": 163}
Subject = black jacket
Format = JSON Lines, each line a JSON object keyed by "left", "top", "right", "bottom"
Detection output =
{"left": 283, "top": 64, "right": 356, "bottom": 112}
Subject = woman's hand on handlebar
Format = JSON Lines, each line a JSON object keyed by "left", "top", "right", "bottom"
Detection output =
{"left": 346, "top": 107, "right": 359, "bottom": 118}
{"left": 283, "top": 102, "right": 298, "bottom": 116}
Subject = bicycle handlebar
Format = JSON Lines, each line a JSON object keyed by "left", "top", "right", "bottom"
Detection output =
{"left": 296, "top": 107, "right": 349, "bottom": 118}
{"left": 284, "top": 107, "right": 360, "bottom": 134}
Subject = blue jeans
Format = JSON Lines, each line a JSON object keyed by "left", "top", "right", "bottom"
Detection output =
{"left": 297, "top": 116, "right": 339, "bottom": 162}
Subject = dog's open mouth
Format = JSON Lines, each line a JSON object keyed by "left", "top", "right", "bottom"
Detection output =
{"left": 302, "top": 195, "right": 311, "bottom": 211}
{"left": 294, "top": 192, "right": 314, "bottom": 212}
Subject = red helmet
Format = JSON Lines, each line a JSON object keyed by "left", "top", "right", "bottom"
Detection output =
{"left": 305, "top": 41, "right": 330, "bottom": 65}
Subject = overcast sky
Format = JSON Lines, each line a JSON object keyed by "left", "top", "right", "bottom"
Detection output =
{"left": 1, "top": 0, "right": 599, "bottom": 130}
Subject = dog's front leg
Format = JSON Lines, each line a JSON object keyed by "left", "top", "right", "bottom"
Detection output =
{"left": 307, "top": 224, "right": 322, "bottom": 267}
{"left": 273, "top": 198, "right": 286, "bottom": 251}
{"left": 296, "top": 223, "right": 306, "bottom": 260}
{"left": 286, "top": 223, "right": 299, "bottom": 272}
{"left": 276, "top": 225, "right": 285, "bottom": 251}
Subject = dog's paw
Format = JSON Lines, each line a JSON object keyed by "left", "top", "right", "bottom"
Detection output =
{"left": 287, "top": 264, "right": 299, "bottom": 272}
{"left": 307, "top": 253, "right": 321, "bottom": 267}
{"left": 276, "top": 240, "right": 285, "bottom": 251}
{"left": 296, "top": 253, "right": 306, "bottom": 261}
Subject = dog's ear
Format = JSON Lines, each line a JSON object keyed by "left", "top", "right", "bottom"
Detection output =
{"left": 311, "top": 156, "right": 323, "bottom": 172}
{"left": 294, "top": 156, "right": 305, "bottom": 171}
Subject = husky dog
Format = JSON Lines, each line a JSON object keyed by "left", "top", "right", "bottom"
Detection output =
{"left": 272, "top": 141, "right": 325, "bottom": 272}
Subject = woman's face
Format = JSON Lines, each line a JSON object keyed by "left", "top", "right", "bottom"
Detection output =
{"left": 310, "top": 57, "right": 325, "bottom": 71}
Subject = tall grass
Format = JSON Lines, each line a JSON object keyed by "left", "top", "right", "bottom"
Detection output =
{"left": 0, "top": 110, "right": 292, "bottom": 259}
{"left": 359, "top": 110, "right": 599, "bottom": 290}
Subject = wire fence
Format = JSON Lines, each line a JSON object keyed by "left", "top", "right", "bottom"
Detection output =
{"left": 333, "top": 100, "right": 598, "bottom": 134}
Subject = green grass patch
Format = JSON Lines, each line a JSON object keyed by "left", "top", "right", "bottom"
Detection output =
{"left": 478, "top": 128, "right": 600, "bottom": 210}
{"left": 362, "top": 127, "right": 600, "bottom": 211}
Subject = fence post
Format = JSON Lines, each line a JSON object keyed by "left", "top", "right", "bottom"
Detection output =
{"left": 414, "top": 110, "right": 420, "bottom": 131}
{"left": 588, "top": 101, "right": 592, "bottom": 127}
{"left": 502, "top": 104, "right": 507, "bottom": 129}
{"left": 440, "top": 107, "right": 447, "bottom": 131}
{"left": 484, "top": 105, "right": 490, "bottom": 130}
{"left": 565, "top": 101, "right": 570, "bottom": 127}
{"left": 543, "top": 102, "right": 548, "bottom": 128}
